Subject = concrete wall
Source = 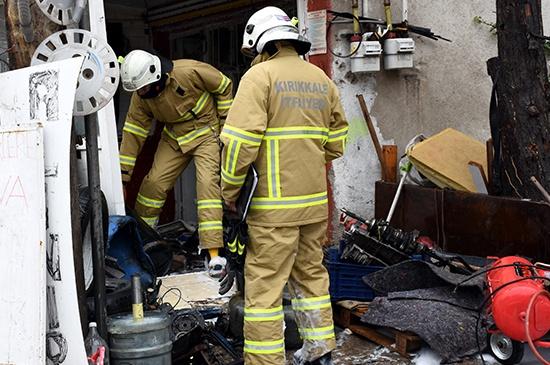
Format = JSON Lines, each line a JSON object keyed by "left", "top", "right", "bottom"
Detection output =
{"left": 312, "top": 0, "right": 550, "bottom": 233}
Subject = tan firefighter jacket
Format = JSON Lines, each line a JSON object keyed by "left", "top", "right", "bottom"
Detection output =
{"left": 220, "top": 46, "right": 348, "bottom": 227}
{"left": 120, "top": 59, "right": 233, "bottom": 182}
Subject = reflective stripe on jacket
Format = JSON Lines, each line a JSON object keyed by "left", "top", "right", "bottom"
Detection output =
{"left": 220, "top": 46, "right": 348, "bottom": 227}
{"left": 120, "top": 59, "right": 233, "bottom": 182}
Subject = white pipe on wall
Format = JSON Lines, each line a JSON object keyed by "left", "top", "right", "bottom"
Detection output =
{"left": 402, "top": 0, "right": 408, "bottom": 22}
{"left": 297, "top": 0, "right": 307, "bottom": 37}
{"left": 362, "top": 0, "right": 368, "bottom": 17}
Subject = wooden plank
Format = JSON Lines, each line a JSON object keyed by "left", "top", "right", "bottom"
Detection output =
{"left": 382, "top": 145, "right": 398, "bottom": 183}
{"left": 357, "top": 94, "right": 384, "bottom": 174}
{"left": 333, "top": 301, "right": 422, "bottom": 359}
{"left": 349, "top": 324, "right": 396, "bottom": 348}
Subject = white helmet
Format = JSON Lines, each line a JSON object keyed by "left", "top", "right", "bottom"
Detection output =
{"left": 120, "top": 50, "right": 161, "bottom": 92}
{"left": 242, "top": 6, "right": 311, "bottom": 57}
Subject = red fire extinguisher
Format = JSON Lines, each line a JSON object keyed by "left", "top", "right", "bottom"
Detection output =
{"left": 486, "top": 256, "right": 550, "bottom": 364}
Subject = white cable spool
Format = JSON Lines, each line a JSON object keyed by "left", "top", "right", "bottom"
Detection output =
{"left": 31, "top": 29, "right": 120, "bottom": 116}
{"left": 35, "top": 0, "right": 75, "bottom": 25}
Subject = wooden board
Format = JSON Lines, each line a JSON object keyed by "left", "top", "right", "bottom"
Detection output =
{"left": 408, "top": 128, "right": 487, "bottom": 192}
{"left": 333, "top": 301, "right": 422, "bottom": 358}
{"left": 0, "top": 125, "right": 46, "bottom": 364}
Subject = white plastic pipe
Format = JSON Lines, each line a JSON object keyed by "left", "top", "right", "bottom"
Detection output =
{"left": 386, "top": 169, "right": 409, "bottom": 223}
{"left": 362, "top": 0, "right": 368, "bottom": 17}
{"left": 402, "top": 0, "right": 408, "bottom": 22}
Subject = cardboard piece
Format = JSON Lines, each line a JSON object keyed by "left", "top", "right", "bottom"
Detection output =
{"left": 408, "top": 128, "right": 488, "bottom": 192}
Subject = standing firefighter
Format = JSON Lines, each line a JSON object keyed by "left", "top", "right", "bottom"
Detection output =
{"left": 119, "top": 50, "right": 233, "bottom": 275}
{"left": 220, "top": 7, "right": 348, "bottom": 365}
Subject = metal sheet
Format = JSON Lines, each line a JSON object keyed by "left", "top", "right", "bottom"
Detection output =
{"left": 374, "top": 181, "right": 550, "bottom": 261}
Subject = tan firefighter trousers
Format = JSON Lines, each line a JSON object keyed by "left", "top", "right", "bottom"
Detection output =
{"left": 244, "top": 221, "right": 336, "bottom": 365}
{"left": 135, "top": 131, "right": 223, "bottom": 249}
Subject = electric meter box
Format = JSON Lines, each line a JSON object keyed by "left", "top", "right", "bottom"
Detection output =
{"left": 351, "top": 41, "right": 382, "bottom": 73}
{"left": 383, "top": 38, "right": 415, "bottom": 69}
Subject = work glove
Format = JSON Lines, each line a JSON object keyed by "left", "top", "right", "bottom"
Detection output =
{"left": 218, "top": 217, "right": 247, "bottom": 295}
{"left": 207, "top": 256, "right": 227, "bottom": 278}
{"left": 219, "top": 257, "right": 244, "bottom": 295}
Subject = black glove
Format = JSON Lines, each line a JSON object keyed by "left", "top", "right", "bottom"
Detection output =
{"left": 219, "top": 257, "right": 244, "bottom": 295}
{"left": 219, "top": 217, "right": 248, "bottom": 295}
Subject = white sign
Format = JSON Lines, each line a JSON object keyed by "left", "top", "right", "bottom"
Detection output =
{"left": 0, "top": 125, "right": 46, "bottom": 365}
{"left": 307, "top": 9, "right": 327, "bottom": 55}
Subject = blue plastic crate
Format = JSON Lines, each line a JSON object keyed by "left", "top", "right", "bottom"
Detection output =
{"left": 324, "top": 247, "right": 383, "bottom": 301}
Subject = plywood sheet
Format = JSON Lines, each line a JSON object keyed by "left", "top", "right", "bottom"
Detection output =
{"left": 158, "top": 271, "right": 236, "bottom": 310}
{"left": 408, "top": 128, "right": 487, "bottom": 192}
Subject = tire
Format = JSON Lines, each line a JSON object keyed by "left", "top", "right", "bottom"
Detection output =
{"left": 487, "top": 332, "right": 525, "bottom": 365}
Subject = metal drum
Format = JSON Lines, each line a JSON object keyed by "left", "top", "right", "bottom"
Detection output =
{"left": 108, "top": 311, "right": 172, "bottom": 365}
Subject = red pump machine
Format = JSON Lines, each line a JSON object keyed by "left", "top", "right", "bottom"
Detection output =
{"left": 486, "top": 256, "right": 550, "bottom": 364}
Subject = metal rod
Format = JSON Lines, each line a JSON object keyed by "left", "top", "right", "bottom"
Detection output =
{"left": 352, "top": 0, "right": 360, "bottom": 34}
{"left": 85, "top": 112, "right": 107, "bottom": 338}
{"left": 384, "top": 0, "right": 393, "bottom": 31}
{"left": 131, "top": 274, "right": 144, "bottom": 321}
{"left": 530, "top": 176, "right": 550, "bottom": 204}
{"left": 387, "top": 164, "right": 412, "bottom": 223}
{"left": 386, "top": 173, "right": 407, "bottom": 223}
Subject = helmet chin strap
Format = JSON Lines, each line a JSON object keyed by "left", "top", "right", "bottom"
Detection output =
{"left": 251, "top": 41, "right": 288, "bottom": 66}
{"left": 139, "top": 73, "right": 168, "bottom": 99}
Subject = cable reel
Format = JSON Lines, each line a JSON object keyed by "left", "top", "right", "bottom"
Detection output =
{"left": 35, "top": 0, "right": 87, "bottom": 25}
{"left": 31, "top": 29, "right": 120, "bottom": 116}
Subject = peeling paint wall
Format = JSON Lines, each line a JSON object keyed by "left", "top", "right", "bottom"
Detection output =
{"left": 305, "top": 0, "right": 550, "bottom": 237}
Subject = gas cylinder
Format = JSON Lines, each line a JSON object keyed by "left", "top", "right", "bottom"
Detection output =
{"left": 487, "top": 256, "right": 550, "bottom": 342}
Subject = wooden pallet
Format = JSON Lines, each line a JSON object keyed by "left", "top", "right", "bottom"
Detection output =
{"left": 333, "top": 301, "right": 422, "bottom": 358}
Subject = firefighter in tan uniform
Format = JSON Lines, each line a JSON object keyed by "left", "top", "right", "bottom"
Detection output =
{"left": 119, "top": 50, "right": 233, "bottom": 275}
{"left": 220, "top": 7, "right": 348, "bottom": 365}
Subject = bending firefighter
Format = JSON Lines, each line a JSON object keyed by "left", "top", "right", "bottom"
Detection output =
{"left": 220, "top": 7, "right": 348, "bottom": 365}
{"left": 119, "top": 50, "right": 233, "bottom": 275}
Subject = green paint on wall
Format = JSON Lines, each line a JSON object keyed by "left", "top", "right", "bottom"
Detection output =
{"left": 346, "top": 117, "right": 369, "bottom": 144}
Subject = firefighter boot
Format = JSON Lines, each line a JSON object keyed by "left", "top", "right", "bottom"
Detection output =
{"left": 293, "top": 351, "right": 333, "bottom": 365}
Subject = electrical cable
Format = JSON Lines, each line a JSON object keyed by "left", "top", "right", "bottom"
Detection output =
{"left": 453, "top": 263, "right": 538, "bottom": 291}
{"left": 158, "top": 287, "right": 183, "bottom": 310}
{"left": 525, "top": 290, "right": 550, "bottom": 365}
{"left": 326, "top": 13, "right": 365, "bottom": 59}
{"left": 474, "top": 276, "right": 550, "bottom": 365}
